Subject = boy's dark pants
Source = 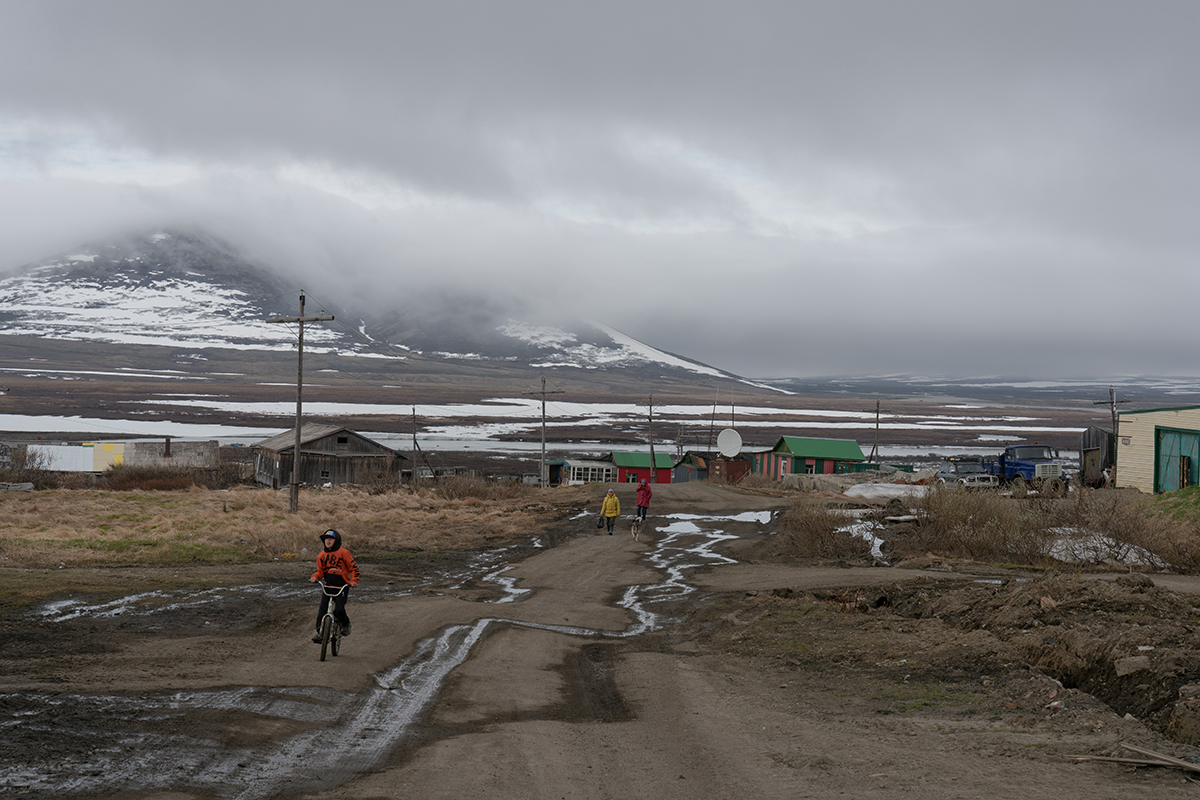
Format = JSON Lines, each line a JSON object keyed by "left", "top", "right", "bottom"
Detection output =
{"left": 316, "top": 586, "right": 351, "bottom": 630}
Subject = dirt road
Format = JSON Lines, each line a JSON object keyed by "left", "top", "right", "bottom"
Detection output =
{"left": 3, "top": 483, "right": 1199, "bottom": 798}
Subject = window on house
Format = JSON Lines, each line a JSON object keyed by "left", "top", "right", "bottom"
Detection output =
{"left": 320, "top": 470, "right": 330, "bottom": 479}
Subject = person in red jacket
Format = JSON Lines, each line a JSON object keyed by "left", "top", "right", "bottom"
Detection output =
{"left": 635, "top": 478, "right": 653, "bottom": 520}
{"left": 309, "top": 529, "right": 359, "bottom": 643}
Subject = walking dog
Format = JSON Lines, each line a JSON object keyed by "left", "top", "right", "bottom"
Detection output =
{"left": 630, "top": 516, "right": 642, "bottom": 541}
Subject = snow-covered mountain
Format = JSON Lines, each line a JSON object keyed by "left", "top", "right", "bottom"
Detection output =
{"left": 0, "top": 230, "right": 744, "bottom": 385}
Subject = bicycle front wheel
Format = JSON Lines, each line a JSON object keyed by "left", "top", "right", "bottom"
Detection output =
{"left": 319, "top": 616, "right": 332, "bottom": 662}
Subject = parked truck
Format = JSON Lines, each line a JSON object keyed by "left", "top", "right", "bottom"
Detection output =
{"left": 935, "top": 456, "right": 999, "bottom": 488}
{"left": 981, "top": 444, "right": 1066, "bottom": 497}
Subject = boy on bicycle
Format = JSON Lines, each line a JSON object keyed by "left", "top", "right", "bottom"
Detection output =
{"left": 309, "top": 529, "right": 359, "bottom": 643}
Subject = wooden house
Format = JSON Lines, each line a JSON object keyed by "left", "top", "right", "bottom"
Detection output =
{"left": 251, "top": 425, "right": 405, "bottom": 489}
{"left": 750, "top": 436, "right": 866, "bottom": 480}
{"left": 610, "top": 452, "right": 673, "bottom": 484}
{"left": 1116, "top": 405, "right": 1200, "bottom": 493}
{"left": 672, "top": 451, "right": 751, "bottom": 484}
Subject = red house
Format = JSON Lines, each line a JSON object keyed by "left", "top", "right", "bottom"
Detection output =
{"left": 610, "top": 452, "right": 673, "bottom": 483}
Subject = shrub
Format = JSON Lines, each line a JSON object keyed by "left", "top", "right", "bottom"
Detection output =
{"left": 776, "top": 501, "right": 872, "bottom": 560}
{"left": 903, "top": 484, "right": 1056, "bottom": 566}
{"left": 431, "top": 475, "right": 536, "bottom": 502}
{"left": 101, "top": 464, "right": 201, "bottom": 491}
{"left": 356, "top": 460, "right": 403, "bottom": 495}
{"left": 1067, "top": 489, "right": 1200, "bottom": 572}
{"left": 0, "top": 445, "right": 56, "bottom": 489}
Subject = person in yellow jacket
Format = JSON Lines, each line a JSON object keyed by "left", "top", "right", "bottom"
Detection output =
{"left": 600, "top": 488, "right": 620, "bottom": 535}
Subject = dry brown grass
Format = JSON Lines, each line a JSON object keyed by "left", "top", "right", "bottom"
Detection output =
{"left": 736, "top": 474, "right": 787, "bottom": 491}
{"left": 900, "top": 484, "right": 1056, "bottom": 565}
{"left": 0, "top": 482, "right": 596, "bottom": 570}
{"left": 896, "top": 484, "right": 1200, "bottom": 572}
{"left": 776, "top": 501, "right": 873, "bottom": 560}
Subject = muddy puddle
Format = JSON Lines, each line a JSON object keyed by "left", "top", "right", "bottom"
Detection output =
{"left": 1, "top": 511, "right": 774, "bottom": 798}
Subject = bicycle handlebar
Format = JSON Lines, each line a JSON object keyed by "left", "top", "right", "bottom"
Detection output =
{"left": 317, "top": 581, "right": 351, "bottom": 596}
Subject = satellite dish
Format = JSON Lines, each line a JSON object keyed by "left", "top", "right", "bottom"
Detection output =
{"left": 716, "top": 428, "right": 742, "bottom": 457}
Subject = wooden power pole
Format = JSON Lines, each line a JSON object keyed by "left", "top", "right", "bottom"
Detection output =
{"left": 862, "top": 399, "right": 891, "bottom": 465}
{"left": 1094, "top": 387, "right": 1130, "bottom": 486}
{"left": 524, "top": 376, "right": 564, "bottom": 488}
{"left": 266, "top": 293, "right": 333, "bottom": 513}
{"left": 647, "top": 394, "right": 658, "bottom": 483}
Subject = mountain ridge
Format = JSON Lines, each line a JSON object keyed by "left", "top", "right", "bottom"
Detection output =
{"left": 0, "top": 230, "right": 776, "bottom": 413}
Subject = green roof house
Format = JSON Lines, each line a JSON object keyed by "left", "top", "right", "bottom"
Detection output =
{"left": 750, "top": 436, "right": 866, "bottom": 480}
{"left": 609, "top": 451, "right": 674, "bottom": 484}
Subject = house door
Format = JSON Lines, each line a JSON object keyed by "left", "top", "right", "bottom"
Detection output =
{"left": 1156, "top": 428, "right": 1200, "bottom": 492}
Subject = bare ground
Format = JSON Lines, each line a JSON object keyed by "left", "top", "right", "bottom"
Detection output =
{"left": 4, "top": 483, "right": 1200, "bottom": 798}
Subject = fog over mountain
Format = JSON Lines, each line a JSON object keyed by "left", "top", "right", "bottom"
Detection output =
{"left": 0, "top": 230, "right": 750, "bottom": 386}
{"left": 1, "top": 3, "right": 1196, "bottom": 380}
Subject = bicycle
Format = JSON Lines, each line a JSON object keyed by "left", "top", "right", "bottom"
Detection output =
{"left": 316, "top": 581, "right": 349, "bottom": 662}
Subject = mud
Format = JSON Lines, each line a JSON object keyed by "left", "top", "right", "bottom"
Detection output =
{"left": 4, "top": 483, "right": 1200, "bottom": 799}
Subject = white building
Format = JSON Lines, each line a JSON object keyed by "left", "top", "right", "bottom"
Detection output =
{"left": 1116, "top": 405, "right": 1200, "bottom": 493}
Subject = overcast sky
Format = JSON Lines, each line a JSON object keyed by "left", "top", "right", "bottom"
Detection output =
{"left": 0, "top": 1, "right": 1196, "bottom": 379}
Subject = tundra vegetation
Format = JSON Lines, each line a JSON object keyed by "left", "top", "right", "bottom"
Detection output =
{"left": 776, "top": 482, "right": 1200, "bottom": 573}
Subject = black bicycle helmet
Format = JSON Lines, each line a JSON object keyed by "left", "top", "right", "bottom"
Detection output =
{"left": 318, "top": 529, "right": 342, "bottom": 548}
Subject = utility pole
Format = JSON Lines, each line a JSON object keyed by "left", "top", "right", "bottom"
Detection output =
{"left": 647, "top": 394, "right": 658, "bottom": 483}
{"left": 266, "top": 293, "right": 333, "bottom": 513}
{"left": 412, "top": 406, "right": 419, "bottom": 488}
{"left": 861, "top": 399, "right": 891, "bottom": 465}
{"left": 524, "top": 376, "right": 564, "bottom": 488}
{"left": 410, "top": 406, "right": 437, "bottom": 487}
{"left": 1094, "top": 387, "right": 1130, "bottom": 486}
{"left": 707, "top": 390, "right": 718, "bottom": 454}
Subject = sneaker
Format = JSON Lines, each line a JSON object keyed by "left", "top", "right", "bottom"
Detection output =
{"left": 311, "top": 634, "right": 322, "bottom": 644}
{"left": 341, "top": 622, "right": 351, "bottom": 637}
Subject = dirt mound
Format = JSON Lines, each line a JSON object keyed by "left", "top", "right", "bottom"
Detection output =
{"left": 694, "top": 570, "right": 1200, "bottom": 745}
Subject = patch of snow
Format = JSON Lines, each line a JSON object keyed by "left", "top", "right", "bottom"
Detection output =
{"left": 843, "top": 483, "right": 929, "bottom": 500}
{"left": 497, "top": 320, "right": 578, "bottom": 349}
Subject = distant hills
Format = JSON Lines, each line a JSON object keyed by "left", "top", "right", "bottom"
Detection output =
{"left": 0, "top": 230, "right": 776, "bottom": 430}
{"left": 2, "top": 230, "right": 1194, "bottom": 452}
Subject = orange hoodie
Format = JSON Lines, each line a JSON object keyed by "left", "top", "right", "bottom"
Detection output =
{"left": 312, "top": 546, "right": 359, "bottom": 586}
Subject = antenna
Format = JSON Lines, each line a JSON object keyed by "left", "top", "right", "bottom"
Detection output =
{"left": 716, "top": 428, "right": 742, "bottom": 458}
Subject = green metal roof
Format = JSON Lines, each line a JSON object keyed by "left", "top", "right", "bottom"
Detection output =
{"left": 1120, "top": 404, "right": 1200, "bottom": 416}
{"left": 772, "top": 436, "right": 865, "bottom": 462}
{"left": 610, "top": 452, "right": 674, "bottom": 468}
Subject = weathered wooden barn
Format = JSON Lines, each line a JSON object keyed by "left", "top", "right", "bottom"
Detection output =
{"left": 750, "top": 436, "right": 866, "bottom": 480}
{"left": 1116, "top": 405, "right": 1200, "bottom": 493}
{"left": 672, "top": 451, "right": 752, "bottom": 484}
{"left": 251, "top": 425, "right": 405, "bottom": 489}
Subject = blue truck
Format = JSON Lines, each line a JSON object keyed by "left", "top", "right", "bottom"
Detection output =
{"left": 981, "top": 444, "right": 1067, "bottom": 497}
